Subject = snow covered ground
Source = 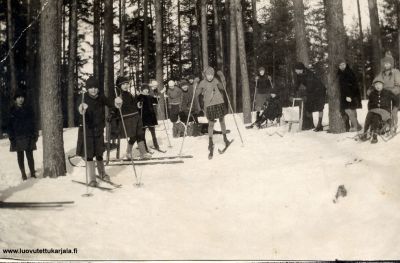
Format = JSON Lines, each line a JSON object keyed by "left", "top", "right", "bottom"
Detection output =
{"left": 1, "top": 102, "right": 400, "bottom": 261}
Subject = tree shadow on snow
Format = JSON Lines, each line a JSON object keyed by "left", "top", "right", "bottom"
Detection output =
{"left": 0, "top": 178, "right": 39, "bottom": 202}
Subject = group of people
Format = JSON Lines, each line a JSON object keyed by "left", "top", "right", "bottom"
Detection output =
{"left": 6, "top": 51, "right": 400, "bottom": 183}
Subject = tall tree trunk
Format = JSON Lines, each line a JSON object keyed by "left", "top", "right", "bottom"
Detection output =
{"left": 293, "top": 0, "right": 310, "bottom": 66}
{"left": 177, "top": 0, "right": 182, "bottom": 78}
{"left": 103, "top": 0, "right": 114, "bottom": 98}
{"left": 357, "top": 0, "right": 367, "bottom": 99}
{"left": 212, "top": 0, "right": 223, "bottom": 71}
{"left": 251, "top": 0, "right": 258, "bottom": 73}
{"left": 143, "top": 0, "right": 150, "bottom": 82}
{"left": 235, "top": 0, "right": 251, "bottom": 123}
{"left": 155, "top": 0, "right": 165, "bottom": 119}
{"left": 200, "top": 0, "right": 208, "bottom": 69}
{"left": 67, "top": 0, "right": 77, "bottom": 127}
{"left": 367, "top": 0, "right": 382, "bottom": 75}
{"left": 6, "top": 0, "right": 17, "bottom": 96}
{"left": 40, "top": 0, "right": 66, "bottom": 177}
{"left": 325, "top": 0, "right": 346, "bottom": 133}
{"left": 195, "top": 2, "right": 203, "bottom": 71}
{"left": 119, "top": 0, "right": 126, "bottom": 76}
{"left": 93, "top": 0, "right": 101, "bottom": 86}
{"left": 397, "top": 1, "right": 400, "bottom": 68}
{"left": 229, "top": 0, "right": 237, "bottom": 112}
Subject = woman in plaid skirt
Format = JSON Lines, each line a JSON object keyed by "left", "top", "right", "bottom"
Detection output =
{"left": 196, "top": 66, "right": 231, "bottom": 159}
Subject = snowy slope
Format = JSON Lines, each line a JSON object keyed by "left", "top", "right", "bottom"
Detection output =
{"left": 1, "top": 102, "right": 400, "bottom": 260}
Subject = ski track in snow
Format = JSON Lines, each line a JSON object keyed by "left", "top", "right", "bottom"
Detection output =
{"left": 1, "top": 103, "right": 400, "bottom": 260}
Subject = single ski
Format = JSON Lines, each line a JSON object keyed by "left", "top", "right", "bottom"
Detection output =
{"left": 96, "top": 176, "right": 122, "bottom": 188}
{"left": 71, "top": 180, "right": 115, "bottom": 191}
{"left": 150, "top": 146, "right": 167, "bottom": 153}
{"left": 218, "top": 139, "right": 234, "bottom": 154}
{"left": 107, "top": 159, "right": 184, "bottom": 166}
{"left": 0, "top": 201, "right": 74, "bottom": 208}
{"left": 108, "top": 154, "right": 193, "bottom": 162}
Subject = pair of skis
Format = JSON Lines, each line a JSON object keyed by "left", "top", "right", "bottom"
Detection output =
{"left": 209, "top": 139, "right": 234, "bottom": 159}
{"left": 0, "top": 201, "right": 74, "bottom": 209}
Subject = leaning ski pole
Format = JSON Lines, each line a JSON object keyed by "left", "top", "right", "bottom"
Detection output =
{"left": 114, "top": 88, "right": 142, "bottom": 187}
{"left": 155, "top": 94, "right": 172, "bottom": 148}
{"left": 80, "top": 89, "right": 92, "bottom": 197}
{"left": 179, "top": 78, "right": 199, "bottom": 156}
{"left": 216, "top": 70, "right": 244, "bottom": 145}
{"left": 252, "top": 78, "right": 258, "bottom": 112}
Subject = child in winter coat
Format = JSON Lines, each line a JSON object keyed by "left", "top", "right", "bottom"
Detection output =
{"left": 137, "top": 83, "right": 160, "bottom": 151}
{"left": 195, "top": 66, "right": 231, "bottom": 159}
{"left": 360, "top": 78, "right": 399, "bottom": 143}
{"left": 338, "top": 61, "right": 362, "bottom": 132}
{"left": 161, "top": 80, "right": 183, "bottom": 132}
{"left": 8, "top": 88, "right": 38, "bottom": 181}
{"left": 77, "top": 76, "right": 118, "bottom": 186}
{"left": 254, "top": 67, "right": 273, "bottom": 122}
{"left": 114, "top": 76, "right": 152, "bottom": 159}
{"left": 246, "top": 88, "right": 282, "bottom": 129}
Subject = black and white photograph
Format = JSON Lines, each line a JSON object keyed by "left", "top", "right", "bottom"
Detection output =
{"left": 0, "top": 0, "right": 399, "bottom": 261}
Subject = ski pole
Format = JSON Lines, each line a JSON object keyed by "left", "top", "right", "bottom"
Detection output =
{"left": 80, "top": 89, "right": 92, "bottom": 197}
{"left": 216, "top": 70, "right": 244, "bottom": 146}
{"left": 178, "top": 79, "right": 199, "bottom": 156}
{"left": 154, "top": 89, "right": 172, "bottom": 148}
{"left": 252, "top": 78, "right": 258, "bottom": 112}
{"left": 114, "top": 87, "right": 142, "bottom": 187}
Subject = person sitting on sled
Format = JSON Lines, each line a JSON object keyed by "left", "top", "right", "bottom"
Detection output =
{"left": 77, "top": 76, "right": 120, "bottom": 186}
{"left": 195, "top": 66, "right": 232, "bottom": 159}
{"left": 360, "top": 77, "right": 399, "bottom": 143}
{"left": 114, "top": 76, "right": 152, "bottom": 160}
{"left": 247, "top": 87, "right": 282, "bottom": 129}
{"left": 137, "top": 83, "right": 160, "bottom": 152}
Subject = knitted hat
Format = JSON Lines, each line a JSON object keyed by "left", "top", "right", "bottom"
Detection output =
{"left": 141, "top": 84, "right": 150, "bottom": 91}
{"left": 258, "top": 66, "right": 265, "bottom": 72}
{"left": 294, "top": 62, "right": 306, "bottom": 71}
{"left": 180, "top": 80, "right": 189, "bottom": 90}
{"left": 86, "top": 76, "right": 98, "bottom": 89}
{"left": 168, "top": 80, "right": 175, "bottom": 87}
{"left": 373, "top": 76, "right": 384, "bottom": 85}
{"left": 204, "top": 66, "right": 215, "bottom": 76}
{"left": 381, "top": 55, "right": 394, "bottom": 67}
{"left": 116, "top": 76, "right": 129, "bottom": 87}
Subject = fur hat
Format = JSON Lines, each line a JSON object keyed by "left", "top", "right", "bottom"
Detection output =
{"left": 116, "top": 76, "right": 129, "bottom": 87}
{"left": 381, "top": 55, "right": 394, "bottom": 67}
{"left": 294, "top": 62, "right": 306, "bottom": 71}
{"left": 86, "top": 76, "right": 98, "bottom": 89}
{"left": 13, "top": 89, "right": 26, "bottom": 100}
{"left": 204, "top": 66, "right": 215, "bottom": 76}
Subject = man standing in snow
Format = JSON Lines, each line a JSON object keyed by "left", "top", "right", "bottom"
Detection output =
{"left": 293, "top": 62, "right": 326, "bottom": 131}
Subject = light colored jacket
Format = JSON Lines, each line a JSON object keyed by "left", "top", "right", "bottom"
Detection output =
{"left": 196, "top": 78, "right": 225, "bottom": 109}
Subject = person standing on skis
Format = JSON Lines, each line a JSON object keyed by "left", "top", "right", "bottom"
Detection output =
{"left": 195, "top": 66, "right": 231, "bottom": 159}
{"left": 254, "top": 67, "right": 273, "bottom": 122}
{"left": 77, "top": 76, "right": 118, "bottom": 186}
{"left": 114, "top": 76, "right": 152, "bottom": 160}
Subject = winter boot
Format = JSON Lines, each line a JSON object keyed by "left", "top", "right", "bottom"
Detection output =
{"left": 314, "top": 117, "right": 323, "bottom": 132}
{"left": 21, "top": 171, "right": 27, "bottom": 181}
{"left": 371, "top": 133, "right": 378, "bottom": 144}
{"left": 138, "top": 141, "right": 152, "bottom": 159}
{"left": 223, "top": 133, "right": 230, "bottom": 146}
{"left": 125, "top": 143, "right": 133, "bottom": 160}
{"left": 208, "top": 138, "right": 214, "bottom": 160}
{"left": 87, "top": 161, "right": 97, "bottom": 187}
{"left": 96, "top": 160, "right": 110, "bottom": 181}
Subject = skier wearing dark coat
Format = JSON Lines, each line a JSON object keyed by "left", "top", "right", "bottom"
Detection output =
{"left": 138, "top": 83, "right": 160, "bottom": 151}
{"left": 360, "top": 77, "right": 399, "bottom": 143}
{"left": 338, "top": 61, "right": 362, "bottom": 132}
{"left": 254, "top": 67, "right": 273, "bottom": 122}
{"left": 8, "top": 89, "right": 38, "bottom": 181}
{"left": 77, "top": 76, "right": 117, "bottom": 186}
{"left": 293, "top": 62, "right": 326, "bottom": 131}
{"left": 114, "top": 76, "right": 152, "bottom": 159}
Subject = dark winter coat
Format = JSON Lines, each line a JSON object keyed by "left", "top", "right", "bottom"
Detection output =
{"left": 8, "top": 104, "right": 37, "bottom": 152}
{"left": 338, "top": 65, "right": 362, "bottom": 110}
{"left": 138, "top": 94, "right": 158, "bottom": 127}
{"left": 262, "top": 95, "right": 282, "bottom": 121}
{"left": 181, "top": 85, "right": 200, "bottom": 114}
{"left": 117, "top": 90, "right": 144, "bottom": 139}
{"left": 295, "top": 69, "right": 326, "bottom": 112}
{"left": 76, "top": 93, "right": 114, "bottom": 158}
{"left": 257, "top": 74, "right": 273, "bottom": 95}
{"left": 368, "top": 89, "right": 399, "bottom": 113}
